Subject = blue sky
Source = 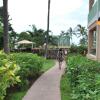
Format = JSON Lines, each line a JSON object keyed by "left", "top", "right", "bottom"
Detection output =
{"left": 0, "top": 0, "right": 88, "bottom": 36}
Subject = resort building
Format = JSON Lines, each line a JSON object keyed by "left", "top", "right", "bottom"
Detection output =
{"left": 87, "top": 0, "right": 100, "bottom": 61}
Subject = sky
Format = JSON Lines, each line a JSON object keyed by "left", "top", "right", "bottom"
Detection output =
{"left": 0, "top": 0, "right": 88, "bottom": 36}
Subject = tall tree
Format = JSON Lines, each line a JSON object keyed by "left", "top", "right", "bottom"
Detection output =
{"left": 0, "top": 18, "right": 3, "bottom": 49}
{"left": 76, "top": 24, "right": 87, "bottom": 45}
{"left": 27, "top": 25, "right": 37, "bottom": 37}
{"left": 3, "top": 0, "right": 10, "bottom": 53}
{"left": 59, "top": 27, "right": 73, "bottom": 46}
{"left": 59, "top": 30, "right": 71, "bottom": 47}
{"left": 9, "top": 30, "right": 18, "bottom": 50}
{"left": 45, "top": 0, "right": 51, "bottom": 58}
{"left": 0, "top": 7, "right": 4, "bottom": 49}
{"left": 76, "top": 24, "right": 87, "bottom": 37}
{"left": 18, "top": 32, "right": 32, "bottom": 41}
{"left": 27, "top": 25, "right": 46, "bottom": 47}
{"left": 48, "top": 35, "right": 58, "bottom": 46}
{"left": 66, "top": 27, "right": 73, "bottom": 40}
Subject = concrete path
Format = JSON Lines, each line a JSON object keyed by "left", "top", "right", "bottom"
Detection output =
{"left": 23, "top": 61, "right": 66, "bottom": 100}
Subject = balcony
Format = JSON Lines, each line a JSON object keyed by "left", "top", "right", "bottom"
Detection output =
{"left": 88, "top": 1, "right": 97, "bottom": 24}
{"left": 88, "top": 0, "right": 100, "bottom": 24}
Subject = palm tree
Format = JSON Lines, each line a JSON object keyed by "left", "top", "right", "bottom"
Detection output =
{"left": 76, "top": 24, "right": 87, "bottom": 45}
{"left": 76, "top": 24, "right": 87, "bottom": 37}
{"left": 27, "top": 25, "right": 37, "bottom": 37}
{"left": 67, "top": 27, "right": 73, "bottom": 40}
{"left": 27, "top": 25, "right": 46, "bottom": 47}
{"left": 3, "top": 0, "right": 10, "bottom": 53}
{"left": 61, "top": 27, "right": 73, "bottom": 45}
{"left": 45, "top": 0, "right": 51, "bottom": 58}
{"left": 60, "top": 30, "right": 72, "bottom": 46}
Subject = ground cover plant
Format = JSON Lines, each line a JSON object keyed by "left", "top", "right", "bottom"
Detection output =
{"left": 6, "top": 59, "right": 55, "bottom": 100}
{"left": 0, "top": 52, "right": 47, "bottom": 100}
{"left": 66, "top": 55, "right": 100, "bottom": 100}
{"left": 9, "top": 53, "right": 44, "bottom": 90}
{"left": 42, "top": 59, "right": 55, "bottom": 72}
{"left": 60, "top": 71, "right": 71, "bottom": 100}
{"left": 4, "top": 53, "right": 55, "bottom": 100}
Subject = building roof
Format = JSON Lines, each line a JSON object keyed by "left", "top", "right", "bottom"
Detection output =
{"left": 16, "top": 40, "right": 35, "bottom": 44}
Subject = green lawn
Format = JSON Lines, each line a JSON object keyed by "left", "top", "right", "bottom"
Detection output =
{"left": 7, "top": 59, "right": 55, "bottom": 100}
{"left": 60, "top": 72, "right": 71, "bottom": 100}
{"left": 6, "top": 91, "right": 26, "bottom": 100}
{"left": 42, "top": 59, "right": 55, "bottom": 72}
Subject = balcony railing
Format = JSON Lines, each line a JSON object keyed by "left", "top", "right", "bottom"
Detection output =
{"left": 88, "top": 0, "right": 100, "bottom": 24}
{"left": 99, "top": 0, "right": 100, "bottom": 11}
{"left": 88, "top": 1, "right": 97, "bottom": 23}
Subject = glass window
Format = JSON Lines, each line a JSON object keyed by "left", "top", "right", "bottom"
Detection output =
{"left": 90, "top": 30, "right": 96, "bottom": 55}
{"left": 93, "top": 0, "right": 97, "bottom": 6}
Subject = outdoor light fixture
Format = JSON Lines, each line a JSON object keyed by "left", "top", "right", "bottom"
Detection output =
{"left": 96, "top": 21, "right": 100, "bottom": 25}
{"left": 96, "top": 17, "right": 100, "bottom": 25}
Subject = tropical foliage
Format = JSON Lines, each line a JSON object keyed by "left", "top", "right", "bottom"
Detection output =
{"left": 0, "top": 7, "right": 4, "bottom": 49}
{"left": 75, "top": 24, "right": 87, "bottom": 45}
{"left": 9, "top": 53, "right": 44, "bottom": 90}
{"left": 0, "top": 6, "right": 17, "bottom": 50}
{"left": 0, "top": 51, "right": 46, "bottom": 99}
{"left": 27, "top": 25, "right": 58, "bottom": 47}
{"left": 67, "top": 55, "right": 100, "bottom": 100}
{"left": 69, "top": 44, "right": 87, "bottom": 55}
{"left": 0, "top": 51, "right": 20, "bottom": 100}
{"left": 59, "top": 25, "right": 87, "bottom": 46}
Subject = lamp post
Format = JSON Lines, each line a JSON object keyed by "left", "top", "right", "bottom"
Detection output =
{"left": 45, "top": 0, "right": 51, "bottom": 58}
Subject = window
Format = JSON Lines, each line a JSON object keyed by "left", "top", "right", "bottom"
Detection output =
{"left": 93, "top": 0, "right": 97, "bottom": 6}
{"left": 90, "top": 30, "right": 96, "bottom": 55}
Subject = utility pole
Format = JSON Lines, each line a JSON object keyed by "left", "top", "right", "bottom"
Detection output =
{"left": 45, "top": 0, "right": 51, "bottom": 58}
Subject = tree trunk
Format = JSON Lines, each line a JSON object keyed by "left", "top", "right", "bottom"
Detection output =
{"left": 45, "top": 0, "right": 51, "bottom": 58}
{"left": 3, "top": 0, "right": 10, "bottom": 54}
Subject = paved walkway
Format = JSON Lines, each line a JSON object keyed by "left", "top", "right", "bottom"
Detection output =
{"left": 23, "top": 61, "right": 66, "bottom": 100}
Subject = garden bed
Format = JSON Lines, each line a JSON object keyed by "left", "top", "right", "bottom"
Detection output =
{"left": 61, "top": 54, "right": 100, "bottom": 100}
{"left": 5, "top": 53, "right": 55, "bottom": 100}
{"left": 0, "top": 52, "right": 55, "bottom": 100}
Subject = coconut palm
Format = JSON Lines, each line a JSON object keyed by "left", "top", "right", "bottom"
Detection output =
{"left": 45, "top": 0, "right": 51, "bottom": 58}
{"left": 76, "top": 24, "right": 87, "bottom": 45}
{"left": 3, "top": 0, "right": 10, "bottom": 53}
{"left": 77, "top": 24, "right": 87, "bottom": 37}
{"left": 27, "top": 25, "right": 37, "bottom": 37}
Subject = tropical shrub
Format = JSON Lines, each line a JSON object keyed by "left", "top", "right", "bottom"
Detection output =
{"left": 9, "top": 53, "right": 44, "bottom": 90}
{"left": 0, "top": 51, "right": 45, "bottom": 98}
{"left": 67, "top": 55, "right": 100, "bottom": 100}
{"left": 77, "top": 45, "right": 87, "bottom": 55}
{"left": 69, "top": 44, "right": 87, "bottom": 55}
{"left": 0, "top": 58, "right": 20, "bottom": 100}
{"left": 0, "top": 51, "right": 7, "bottom": 58}
{"left": 69, "top": 44, "right": 78, "bottom": 53}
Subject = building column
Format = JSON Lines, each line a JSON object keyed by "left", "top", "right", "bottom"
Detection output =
{"left": 96, "top": 25, "right": 100, "bottom": 60}
{"left": 88, "top": 30, "right": 93, "bottom": 54}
